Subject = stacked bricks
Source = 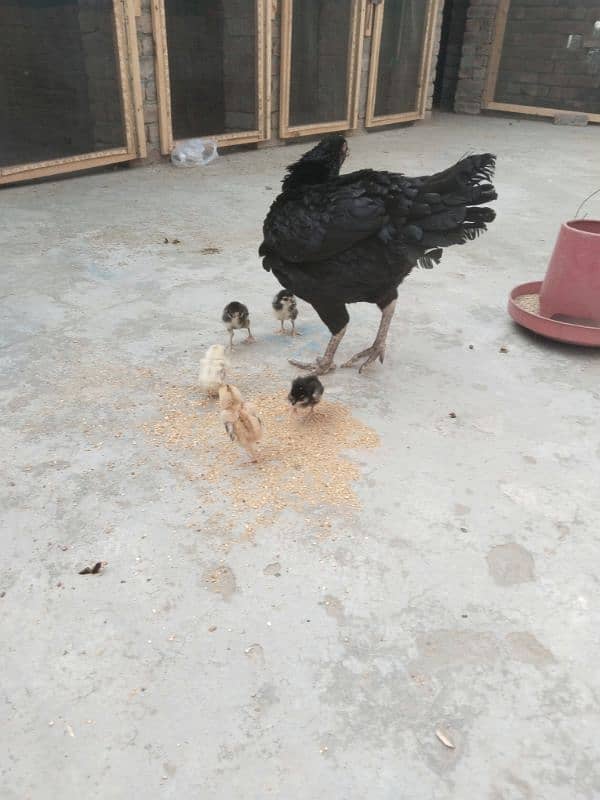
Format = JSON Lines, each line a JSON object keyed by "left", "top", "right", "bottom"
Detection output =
{"left": 454, "top": 0, "right": 498, "bottom": 114}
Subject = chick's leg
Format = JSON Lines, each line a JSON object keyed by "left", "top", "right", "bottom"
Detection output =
{"left": 244, "top": 325, "right": 256, "bottom": 343}
{"left": 289, "top": 326, "right": 346, "bottom": 375}
{"left": 291, "top": 319, "right": 301, "bottom": 337}
{"left": 342, "top": 299, "right": 397, "bottom": 373}
{"left": 244, "top": 442, "right": 260, "bottom": 463}
{"left": 228, "top": 329, "right": 234, "bottom": 350}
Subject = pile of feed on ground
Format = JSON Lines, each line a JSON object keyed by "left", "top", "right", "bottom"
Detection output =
{"left": 143, "top": 374, "right": 379, "bottom": 538}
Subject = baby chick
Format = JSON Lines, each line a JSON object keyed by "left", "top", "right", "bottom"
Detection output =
{"left": 288, "top": 374, "right": 324, "bottom": 418}
{"left": 198, "top": 344, "right": 228, "bottom": 398}
{"left": 219, "top": 383, "right": 262, "bottom": 462}
{"left": 222, "top": 301, "right": 254, "bottom": 348}
{"left": 272, "top": 290, "right": 300, "bottom": 335}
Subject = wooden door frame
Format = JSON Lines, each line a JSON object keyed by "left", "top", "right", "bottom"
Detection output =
{"left": 152, "top": 0, "right": 271, "bottom": 154}
{"left": 0, "top": 0, "right": 145, "bottom": 186}
{"left": 482, "top": 0, "right": 600, "bottom": 123}
{"left": 279, "top": 0, "right": 366, "bottom": 139}
{"left": 365, "top": 0, "right": 439, "bottom": 128}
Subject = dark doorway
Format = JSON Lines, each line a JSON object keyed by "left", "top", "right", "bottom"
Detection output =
{"left": 433, "top": 0, "right": 468, "bottom": 111}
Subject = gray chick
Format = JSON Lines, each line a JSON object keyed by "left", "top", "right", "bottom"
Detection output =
{"left": 222, "top": 301, "right": 255, "bottom": 349}
{"left": 272, "top": 290, "right": 300, "bottom": 336}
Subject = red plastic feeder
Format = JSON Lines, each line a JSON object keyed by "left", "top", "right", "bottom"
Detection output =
{"left": 508, "top": 219, "right": 600, "bottom": 346}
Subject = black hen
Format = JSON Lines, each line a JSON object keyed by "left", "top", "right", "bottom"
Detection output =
{"left": 259, "top": 134, "right": 497, "bottom": 373}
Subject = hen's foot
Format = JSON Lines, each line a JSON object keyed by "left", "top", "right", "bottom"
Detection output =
{"left": 342, "top": 345, "right": 385, "bottom": 373}
{"left": 288, "top": 357, "right": 335, "bottom": 375}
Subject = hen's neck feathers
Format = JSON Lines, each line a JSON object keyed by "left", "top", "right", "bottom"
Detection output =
{"left": 282, "top": 158, "right": 341, "bottom": 192}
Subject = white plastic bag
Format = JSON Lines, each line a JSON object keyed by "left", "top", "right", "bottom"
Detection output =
{"left": 171, "top": 138, "right": 219, "bottom": 168}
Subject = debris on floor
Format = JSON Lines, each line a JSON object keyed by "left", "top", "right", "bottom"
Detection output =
{"left": 435, "top": 728, "right": 456, "bottom": 749}
{"left": 78, "top": 561, "right": 106, "bottom": 575}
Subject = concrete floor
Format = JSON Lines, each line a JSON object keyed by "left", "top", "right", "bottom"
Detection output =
{"left": 2, "top": 113, "right": 600, "bottom": 800}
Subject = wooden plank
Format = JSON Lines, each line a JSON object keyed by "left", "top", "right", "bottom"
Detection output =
{"left": 0, "top": 147, "right": 129, "bottom": 177}
{"left": 123, "top": 0, "right": 147, "bottom": 157}
{"left": 284, "top": 120, "right": 359, "bottom": 138}
{"left": 417, "top": 0, "right": 439, "bottom": 119}
{"left": 262, "top": 0, "right": 272, "bottom": 141}
{"left": 367, "top": 111, "right": 421, "bottom": 127}
{"left": 482, "top": 0, "right": 510, "bottom": 107}
{"left": 112, "top": 0, "right": 136, "bottom": 154}
{"left": 364, "top": 2, "right": 375, "bottom": 38}
{"left": 0, "top": 153, "right": 133, "bottom": 185}
{"left": 349, "top": 0, "right": 366, "bottom": 129}
{"left": 365, "top": 0, "right": 384, "bottom": 127}
{"left": 215, "top": 131, "right": 264, "bottom": 147}
{"left": 151, "top": 0, "right": 173, "bottom": 155}
{"left": 279, "top": 0, "right": 293, "bottom": 138}
{"left": 485, "top": 100, "right": 600, "bottom": 124}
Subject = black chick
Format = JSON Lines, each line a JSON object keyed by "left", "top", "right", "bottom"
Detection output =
{"left": 260, "top": 134, "right": 497, "bottom": 374}
{"left": 288, "top": 375, "right": 324, "bottom": 417}
{"left": 272, "top": 289, "right": 300, "bottom": 335}
{"left": 222, "top": 301, "right": 254, "bottom": 348}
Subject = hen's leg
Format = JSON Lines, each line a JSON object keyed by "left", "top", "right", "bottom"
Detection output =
{"left": 289, "top": 326, "right": 347, "bottom": 375}
{"left": 342, "top": 299, "right": 397, "bottom": 373}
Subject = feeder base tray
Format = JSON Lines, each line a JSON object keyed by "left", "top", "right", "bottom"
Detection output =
{"left": 508, "top": 281, "right": 600, "bottom": 347}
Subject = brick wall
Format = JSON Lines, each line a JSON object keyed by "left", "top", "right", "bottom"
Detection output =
{"left": 495, "top": 1, "right": 600, "bottom": 114}
{"left": 455, "top": 0, "right": 600, "bottom": 116}
{"left": 136, "top": 0, "right": 160, "bottom": 153}
{"left": 454, "top": 0, "right": 498, "bottom": 114}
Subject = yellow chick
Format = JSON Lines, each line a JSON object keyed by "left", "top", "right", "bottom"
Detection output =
{"left": 199, "top": 344, "right": 229, "bottom": 398}
{"left": 219, "top": 384, "right": 262, "bottom": 462}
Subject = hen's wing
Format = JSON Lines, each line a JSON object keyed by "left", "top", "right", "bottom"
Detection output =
{"left": 261, "top": 170, "right": 402, "bottom": 264}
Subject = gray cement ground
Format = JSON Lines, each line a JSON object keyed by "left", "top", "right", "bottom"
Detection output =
{"left": 2, "top": 113, "right": 600, "bottom": 800}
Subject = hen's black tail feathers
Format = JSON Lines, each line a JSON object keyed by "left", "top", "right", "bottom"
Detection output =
{"left": 422, "top": 153, "right": 496, "bottom": 194}
{"left": 405, "top": 153, "right": 497, "bottom": 267}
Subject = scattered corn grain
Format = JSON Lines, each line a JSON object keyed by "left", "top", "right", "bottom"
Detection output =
{"left": 142, "top": 382, "right": 379, "bottom": 530}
